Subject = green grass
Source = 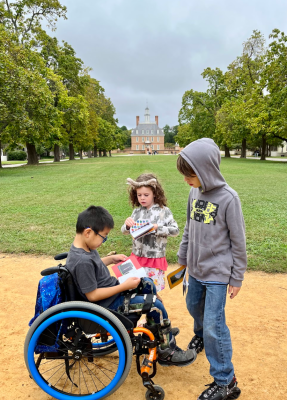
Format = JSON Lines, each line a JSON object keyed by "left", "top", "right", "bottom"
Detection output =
{"left": 0, "top": 156, "right": 286, "bottom": 273}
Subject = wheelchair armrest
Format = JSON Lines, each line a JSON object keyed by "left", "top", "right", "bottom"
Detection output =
{"left": 54, "top": 252, "right": 68, "bottom": 261}
{"left": 41, "top": 266, "right": 68, "bottom": 276}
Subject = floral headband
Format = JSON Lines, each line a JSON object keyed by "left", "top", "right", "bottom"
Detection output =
{"left": 126, "top": 177, "right": 157, "bottom": 189}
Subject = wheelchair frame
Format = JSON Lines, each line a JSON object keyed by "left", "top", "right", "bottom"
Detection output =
{"left": 24, "top": 253, "right": 166, "bottom": 400}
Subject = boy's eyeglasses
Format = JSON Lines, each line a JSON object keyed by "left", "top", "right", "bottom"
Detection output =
{"left": 85, "top": 228, "right": 108, "bottom": 243}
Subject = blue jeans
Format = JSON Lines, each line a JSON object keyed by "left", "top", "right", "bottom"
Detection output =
{"left": 186, "top": 275, "right": 234, "bottom": 386}
{"left": 108, "top": 278, "right": 168, "bottom": 324}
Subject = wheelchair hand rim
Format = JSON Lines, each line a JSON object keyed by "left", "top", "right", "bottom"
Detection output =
{"left": 27, "top": 310, "right": 126, "bottom": 400}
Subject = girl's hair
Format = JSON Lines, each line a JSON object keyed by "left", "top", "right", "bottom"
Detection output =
{"left": 128, "top": 173, "right": 167, "bottom": 208}
{"left": 176, "top": 154, "right": 196, "bottom": 177}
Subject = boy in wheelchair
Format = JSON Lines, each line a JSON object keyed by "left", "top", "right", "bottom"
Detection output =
{"left": 66, "top": 205, "right": 196, "bottom": 367}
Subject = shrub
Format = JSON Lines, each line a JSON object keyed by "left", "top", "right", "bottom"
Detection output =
{"left": 7, "top": 150, "right": 27, "bottom": 161}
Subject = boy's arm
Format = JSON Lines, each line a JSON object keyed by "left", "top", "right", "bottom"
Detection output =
{"left": 226, "top": 196, "right": 247, "bottom": 288}
{"left": 85, "top": 277, "right": 140, "bottom": 302}
{"left": 101, "top": 254, "right": 128, "bottom": 266}
{"left": 154, "top": 208, "right": 179, "bottom": 237}
{"left": 177, "top": 195, "right": 191, "bottom": 265}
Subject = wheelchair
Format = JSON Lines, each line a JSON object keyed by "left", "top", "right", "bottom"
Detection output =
{"left": 24, "top": 253, "right": 167, "bottom": 400}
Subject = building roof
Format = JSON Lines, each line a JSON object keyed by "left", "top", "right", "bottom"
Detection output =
{"left": 131, "top": 123, "right": 164, "bottom": 136}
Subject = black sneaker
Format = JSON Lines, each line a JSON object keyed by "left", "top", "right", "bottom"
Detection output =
{"left": 197, "top": 375, "right": 241, "bottom": 400}
{"left": 188, "top": 334, "right": 204, "bottom": 353}
{"left": 158, "top": 345, "right": 197, "bottom": 367}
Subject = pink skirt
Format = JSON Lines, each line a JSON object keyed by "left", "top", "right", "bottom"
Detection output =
{"left": 131, "top": 253, "right": 168, "bottom": 271}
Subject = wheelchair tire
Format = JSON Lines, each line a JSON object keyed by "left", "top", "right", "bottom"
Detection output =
{"left": 24, "top": 301, "right": 133, "bottom": 400}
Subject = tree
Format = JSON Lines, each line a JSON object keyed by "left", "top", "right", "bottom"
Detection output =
{"left": 222, "top": 30, "right": 270, "bottom": 160}
{"left": 177, "top": 68, "right": 229, "bottom": 154}
{"left": 2, "top": 0, "right": 67, "bottom": 44}
{"left": 264, "top": 29, "right": 287, "bottom": 143}
{"left": 0, "top": 25, "right": 63, "bottom": 165}
{"left": 60, "top": 95, "right": 89, "bottom": 160}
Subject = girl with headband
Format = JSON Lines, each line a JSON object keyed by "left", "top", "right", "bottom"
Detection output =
{"left": 121, "top": 173, "right": 179, "bottom": 293}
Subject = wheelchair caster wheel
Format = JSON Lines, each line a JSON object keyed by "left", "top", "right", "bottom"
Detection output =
{"left": 145, "top": 385, "right": 165, "bottom": 400}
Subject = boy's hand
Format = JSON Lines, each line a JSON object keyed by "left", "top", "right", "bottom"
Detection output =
{"left": 122, "top": 277, "right": 141, "bottom": 290}
{"left": 125, "top": 217, "right": 136, "bottom": 229}
{"left": 228, "top": 285, "right": 241, "bottom": 299}
{"left": 112, "top": 254, "right": 128, "bottom": 264}
{"left": 153, "top": 224, "right": 158, "bottom": 231}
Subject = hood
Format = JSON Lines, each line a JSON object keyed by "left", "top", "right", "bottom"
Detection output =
{"left": 180, "top": 138, "right": 226, "bottom": 192}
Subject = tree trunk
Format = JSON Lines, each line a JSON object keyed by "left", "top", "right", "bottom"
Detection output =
{"left": 224, "top": 144, "right": 230, "bottom": 158}
{"left": 260, "top": 135, "right": 266, "bottom": 160}
{"left": 0, "top": 140, "right": 2, "bottom": 169}
{"left": 69, "top": 143, "right": 75, "bottom": 160}
{"left": 79, "top": 149, "right": 83, "bottom": 160}
{"left": 87, "top": 150, "right": 92, "bottom": 158}
{"left": 109, "top": 150, "right": 112, "bottom": 157}
{"left": 240, "top": 138, "right": 247, "bottom": 158}
{"left": 54, "top": 143, "right": 60, "bottom": 162}
{"left": 26, "top": 143, "right": 39, "bottom": 165}
{"left": 93, "top": 145, "right": 98, "bottom": 157}
{"left": 99, "top": 150, "right": 102, "bottom": 157}
{"left": 103, "top": 150, "right": 107, "bottom": 157}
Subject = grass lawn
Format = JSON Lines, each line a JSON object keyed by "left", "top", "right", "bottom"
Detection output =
{"left": 0, "top": 156, "right": 286, "bottom": 273}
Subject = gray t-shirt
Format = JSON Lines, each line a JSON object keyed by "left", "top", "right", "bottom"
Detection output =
{"left": 66, "top": 244, "right": 119, "bottom": 308}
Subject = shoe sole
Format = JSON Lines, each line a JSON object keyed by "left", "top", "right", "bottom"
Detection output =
{"left": 158, "top": 355, "right": 197, "bottom": 368}
{"left": 196, "top": 387, "right": 241, "bottom": 400}
{"left": 227, "top": 387, "right": 241, "bottom": 399}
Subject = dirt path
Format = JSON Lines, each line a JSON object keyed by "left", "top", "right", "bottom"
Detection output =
{"left": 0, "top": 253, "right": 286, "bottom": 400}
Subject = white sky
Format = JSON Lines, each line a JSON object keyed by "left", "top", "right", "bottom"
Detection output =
{"left": 50, "top": 0, "right": 287, "bottom": 128}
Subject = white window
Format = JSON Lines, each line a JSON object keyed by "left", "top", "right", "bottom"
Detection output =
{"left": 146, "top": 130, "right": 149, "bottom": 135}
{"left": 142, "top": 130, "right": 144, "bottom": 134}
{"left": 157, "top": 130, "right": 159, "bottom": 134}
{"left": 151, "top": 137, "right": 154, "bottom": 142}
{"left": 142, "top": 137, "right": 145, "bottom": 142}
{"left": 151, "top": 130, "right": 153, "bottom": 135}
{"left": 151, "top": 145, "right": 153, "bottom": 150}
{"left": 142, "top": 145, "right": 145, "bottom": 150}
{"left": 157, "top": 137, "right": 159, "bottom": 142}
{"left": 136, "top": 130, "right": 138, "bottom": 134}
{"left": 157, "top": 145, "right": 160, "bottom": 150}
{"left": 136, "top": 145, "right": 139, "bottom": 150}
{"left": 136, "top": 137, "right": 139, "bottom": 142}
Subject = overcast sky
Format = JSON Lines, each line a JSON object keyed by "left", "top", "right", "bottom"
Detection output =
{"left": 50, "top": 0, "right": 287, "bottom": 129}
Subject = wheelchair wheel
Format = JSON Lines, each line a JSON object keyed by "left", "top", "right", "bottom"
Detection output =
{"left": 24, "top": 301, "right": 132, "bottom": 399}
{"left": 145, "top": 385, "right": 165, "bottom": 400}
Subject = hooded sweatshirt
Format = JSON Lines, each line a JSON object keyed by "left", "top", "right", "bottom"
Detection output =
{"left": 177, "top": 138, "right": 247, "bottom": 287}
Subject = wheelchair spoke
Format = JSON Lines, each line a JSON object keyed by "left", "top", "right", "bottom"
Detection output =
{"left": 46, "top": 362, "right": 66, "bottom": 382}
{"left": 80, "top": 359, "right": 107, "bottom": 388}
{"left": 79, "top": 360, "right": 89, "bottom": 394}
{"left": 81, "top": 360, "right": 99, "bottom": 392}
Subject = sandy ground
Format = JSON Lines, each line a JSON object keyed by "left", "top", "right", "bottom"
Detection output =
{"left": 0, "top": 253, "right": 286, "bottom": 400}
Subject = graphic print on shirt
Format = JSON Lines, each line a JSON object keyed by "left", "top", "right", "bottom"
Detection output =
{"left": 190, "top": 199, "right": 219, "bottom": 225}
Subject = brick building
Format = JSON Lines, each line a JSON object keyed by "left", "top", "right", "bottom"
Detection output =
{"left": 131, "top": 107, "right": 165, "bottom": 154}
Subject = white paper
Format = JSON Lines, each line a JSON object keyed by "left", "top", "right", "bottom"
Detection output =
{"left": 118, "top": 266, "right": 147, "bottom": 283}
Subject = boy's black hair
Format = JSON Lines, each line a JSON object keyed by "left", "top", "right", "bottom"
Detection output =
{"left": 76, "top": 206, "right": 114, "bottom": 233}
{"left": 177, "top": 154, "right": 196, "bottom": 177}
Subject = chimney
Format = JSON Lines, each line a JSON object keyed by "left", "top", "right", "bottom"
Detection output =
{"left": 155, "top": 116, "right": 158, "bottom": 126}
{"left": 136, "top": 116, "right": 139, "bottom": 126}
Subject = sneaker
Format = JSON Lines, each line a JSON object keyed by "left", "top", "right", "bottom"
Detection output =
{"left": 197, "top": 375, "right": 241, "bottom": 400}
{"left": 188, "top": 334, "right": 204, "bottom": 353}
{"left": 158, "top": 346, "right": 197, "bottom": 367}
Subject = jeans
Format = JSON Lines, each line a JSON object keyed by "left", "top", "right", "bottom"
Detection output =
{"left": 108, "top": 278, "right": 168, "bottom": 324}
{"left": 186, "top": 274, "right": 234, "bottom": 386}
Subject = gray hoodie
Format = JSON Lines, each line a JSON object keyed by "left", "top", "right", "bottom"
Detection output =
{"left": 177, "top": 138, "right": 247, "bottom": 287}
